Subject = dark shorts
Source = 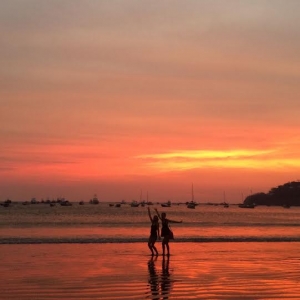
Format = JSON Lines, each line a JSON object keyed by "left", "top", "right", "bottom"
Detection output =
{"left": 161, "top": 228, "right": 170, "bottom": 237}
{"left": 149, "top": 235, "right": 157, "bottom": 242}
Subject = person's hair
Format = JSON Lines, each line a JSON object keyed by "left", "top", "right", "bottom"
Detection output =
{"left": 161, "top": 212, "right": 166, "bottom": 218}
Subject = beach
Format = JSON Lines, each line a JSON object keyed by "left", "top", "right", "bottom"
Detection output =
{"left": 1, "top": 241, "right": 300, "bottom": 299}
{"left": 2, "top": 1, "right": 300, "bottom": 298}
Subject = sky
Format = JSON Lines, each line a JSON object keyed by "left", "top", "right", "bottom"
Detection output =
{"left": 1, "top": 0, "right": 300, "bottom": 203}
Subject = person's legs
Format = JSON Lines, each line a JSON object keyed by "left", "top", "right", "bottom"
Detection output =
{"left": 164, "top": 236, "right": 170, "bottom": 255}
{"left": 152, "top": 242, "right": 158, "bottom": 255}
{"left": 148, "top": 238, "right": 154, "bottom": 255}
{"left": 166, "top": 242, "right": 170, "bottom": 256}
{"left": 162, "top": 239, "right": 166, "bottom": 256}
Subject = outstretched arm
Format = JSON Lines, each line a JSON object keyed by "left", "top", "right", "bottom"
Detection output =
{"left": 147, "top": 207, "right": 153, "bottom": 222}
{"left": 168, "top": 219, "right": 183, "bottom": 224}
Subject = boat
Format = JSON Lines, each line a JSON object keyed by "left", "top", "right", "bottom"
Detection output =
{"left": 186, "top": 184, "right": 197, "bottom": 209}
{"left": 1, "top": 199, "right": 11, "bottom": 207}
{"left": 130, "top": 200, "right": 139, "bottom": 207}
{"left": 222, "top": 192, "right": 229, "bottom": 207}
{"left": 145, "top": 191, "right": 153, "bottom": 205}
{"left": 60, "top": 200, "right": 72, "bottom": 206}
{"left": 90, "top": 194, "right": 99, "bottom": 204}
{"left": 161, "top": 200, "right": 171, "bottom": 207}
{"left": 187, "top": 201, "right": 196, "bottom": 209}
{"left": 238, "top": 203, "right": 255, "bottom": 208}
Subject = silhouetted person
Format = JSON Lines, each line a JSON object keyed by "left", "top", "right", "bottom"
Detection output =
{"left": 148, "top": 207, "right": 160, "bottom": 255}
{"left": 155, "top": 208, "right": 182, "bottom": 256}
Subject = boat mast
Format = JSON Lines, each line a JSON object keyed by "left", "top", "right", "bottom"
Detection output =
{"left": 192, "top": 183, "right": 194, "bottom": 202}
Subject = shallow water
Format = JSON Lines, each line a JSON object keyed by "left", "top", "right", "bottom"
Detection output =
{"left": 1, "top": 242, "right": 300, "bottom": 299}
{"left": 1, "top": 202, "right": 300, "bottom": 299}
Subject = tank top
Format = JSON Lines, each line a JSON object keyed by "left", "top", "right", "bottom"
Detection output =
{"left": 150, "top": 222, "right": 158, "bottom": 237}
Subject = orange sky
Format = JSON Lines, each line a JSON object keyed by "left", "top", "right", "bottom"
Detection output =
{"left": 1, "top": 1, "right": 300, "bottom": 202}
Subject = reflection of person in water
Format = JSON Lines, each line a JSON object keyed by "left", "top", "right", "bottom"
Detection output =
{"left": 148, "top": 207, "right": 160, "bottom": 255}
{"left": 147, "top": 256, "right": 159, "bottom": 299}
{"left": 161, "top": 255, "right": 172, "bottom": 300}
{"left": 147, "top": 256, "right": 173, "bottom": 300}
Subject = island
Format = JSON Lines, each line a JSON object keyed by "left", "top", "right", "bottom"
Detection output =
{"left": 242, "top": 181, "right": 300, "bottom": 207}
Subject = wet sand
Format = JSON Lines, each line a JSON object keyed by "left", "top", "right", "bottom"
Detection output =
{"left": 1, "top": 242, "right": 300, "bottom": 299}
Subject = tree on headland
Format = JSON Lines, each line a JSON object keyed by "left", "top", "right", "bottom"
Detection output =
{"left": 243, "top": 181, "right": 300, "bottom": 206}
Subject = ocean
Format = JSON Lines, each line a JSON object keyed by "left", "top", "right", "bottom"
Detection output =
{"left": 1, "top": 202, "right": 300, "bottom": 244}
{"left": 1, "top": 202, "right": 300, "bottom": 299}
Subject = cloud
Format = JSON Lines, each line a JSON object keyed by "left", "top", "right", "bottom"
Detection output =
{"left": 136, "top": 148, "right": 300, "bottom": 171}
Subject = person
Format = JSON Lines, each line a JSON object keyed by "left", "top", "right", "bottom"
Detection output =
{"left": 154, "top": 208, "right": 182, "bottom": 256}
{"left": 148, "top": 207, "right": 160, "bottom": 256}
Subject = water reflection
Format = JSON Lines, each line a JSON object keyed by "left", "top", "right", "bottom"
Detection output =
{"left": 147, "top": 256, "right": 173, "bottom": 300}
{"left": 148, "top": 256, "right": 159, "bottom": 299}
{"left": 161, "top": 256, "right": 172, "bottom": 299}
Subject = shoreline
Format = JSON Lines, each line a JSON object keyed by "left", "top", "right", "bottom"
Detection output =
{"left": 1, "top": 242, "right": 300, "bottom": 299}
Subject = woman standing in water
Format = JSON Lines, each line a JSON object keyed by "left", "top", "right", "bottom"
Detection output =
{"left": 147, "top": 207, "right": 160, "bottom": 256}
{"left": 155, "top": 208, "right": 182, "bottom": 256}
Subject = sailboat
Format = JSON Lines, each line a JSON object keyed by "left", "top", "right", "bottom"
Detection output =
{"left": 187, "top": 184, "right": 197, "bottom": 209}
{"left": 223, "top": 191, "right": 229, "bottom": 208}
{"left": 161, "top": 200, "right": 171, "bottom": 207}
{"left": 146, "top": 191, "right": 153, "bottom": 205}
{"left": 130, "top": 200, "right": 139, "bottom": 207}
{"left": 140, "top": 190, "right": 145, "bottom": 207}
{"left": 90, "top": 194, "right": 99, "bottom": 204}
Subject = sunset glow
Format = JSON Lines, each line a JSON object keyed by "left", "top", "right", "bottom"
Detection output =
{"left": 1, "top": 1, "right": 300, "bottom": 202}
{"left": 137, "top": 148, "right": 300, "bottom": 171}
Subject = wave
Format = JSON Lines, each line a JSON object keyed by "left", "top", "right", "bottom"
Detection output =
{"left": 2, "top": 222, "right": 300, "bottom": 228}
{"left": 1, "top": 236, "right": 300, "bottom": 244}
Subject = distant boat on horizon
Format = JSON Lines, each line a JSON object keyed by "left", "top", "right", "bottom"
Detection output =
{"left": 223, "top": 191, "right": 229, "bottom": 208}
{"left": 187, "top": 202, "right": 196, "bottom": 209}
{"left": 130, "top": 200, "right": 139, "bottom": 207}
{"left": 161, "top": 200, "right": 171, "bottom": 207}
{"left": 238, "top": 203, "right": 255, "bottom": 209}
{"left": 187, "top": 184, "right": 197, "bottom": 209}
{"left": 90, "top": 194, "right": 99, "bottom": 204}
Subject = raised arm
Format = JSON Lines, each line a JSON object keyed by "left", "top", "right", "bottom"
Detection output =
{"left": 154, "top": 208, "right": 162, "bottom": 221}
{"left": 147, "top": 207, "right": 153, "bottom": 222}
